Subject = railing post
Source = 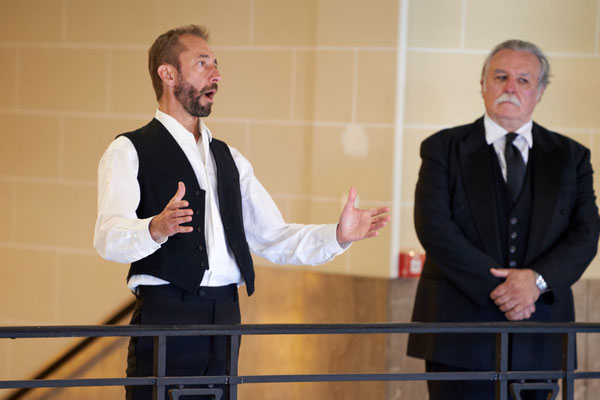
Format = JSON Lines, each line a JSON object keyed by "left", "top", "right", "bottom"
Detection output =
{"left": 153, "top": 335, "right": 167, "bottom": 400}
{"left": 228, "top": 334, "right": 240, "bottom": 400}
{"left": 495, "top": 332, "right": 509, "bottom": 400}
{"left": 562, "top": 332, "right": 575, "bottom": 400}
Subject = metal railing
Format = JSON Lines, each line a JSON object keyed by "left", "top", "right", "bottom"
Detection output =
{"left": 1, "top": 322, "right": 600, "bottom": 400}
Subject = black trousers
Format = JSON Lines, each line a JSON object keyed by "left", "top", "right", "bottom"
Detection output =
{"left": 126, "top": 284, "right": 241, "bottom": 400}
{"left": 426, "top": 361, "right": 553, "bottom": 400}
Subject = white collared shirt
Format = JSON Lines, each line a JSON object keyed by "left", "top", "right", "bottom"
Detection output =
{"left": 94, "top": 110, "right": 346, "bottom": 291}
{"left": 484, "top": 114, "right": 533, "bottom": 182}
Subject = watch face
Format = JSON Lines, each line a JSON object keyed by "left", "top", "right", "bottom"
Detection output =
{"left": 536, "top": 274, "right": 547, "bottom": 292}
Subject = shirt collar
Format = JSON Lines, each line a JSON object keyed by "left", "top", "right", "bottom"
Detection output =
{"left": 154, "top": 109, "right": 213, "bottom": 143}
{"left": 484, "top": 114, "right": 533, "bottom": 148}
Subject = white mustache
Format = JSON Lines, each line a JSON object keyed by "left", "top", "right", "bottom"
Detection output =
{"left": 495, "top": 93, "right": 521, "bottom": 107}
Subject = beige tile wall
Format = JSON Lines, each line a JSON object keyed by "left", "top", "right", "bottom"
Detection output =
{"left": 1, "top": 0, "right": 599, "bottom": 385}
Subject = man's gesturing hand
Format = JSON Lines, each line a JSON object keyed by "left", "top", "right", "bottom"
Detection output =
{"left": 336, "top": 187, "right": 390, "bottom": 246}
{"left": 149, "top": 181, "right": 194, "bottom": 243}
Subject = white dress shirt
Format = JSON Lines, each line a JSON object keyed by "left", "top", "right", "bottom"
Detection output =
{"left": 94, "top": 110, "right": 346, "bottom": 291}
{"left": 484, "top": 114, "right": 533, "bottom": 182}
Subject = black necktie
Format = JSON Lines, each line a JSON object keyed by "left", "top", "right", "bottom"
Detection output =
{"left": 504, "top": 133, "right": 525, "bottom": 200}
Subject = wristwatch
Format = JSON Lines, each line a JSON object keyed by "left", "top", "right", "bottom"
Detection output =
{"left": 534, "top": 272, "right": 548, "bottom": 293}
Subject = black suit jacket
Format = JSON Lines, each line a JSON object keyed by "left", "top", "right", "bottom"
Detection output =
{"left": 407, "top": 117, "right": 600, "bottom": 371}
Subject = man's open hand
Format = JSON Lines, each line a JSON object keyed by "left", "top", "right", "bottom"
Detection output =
{"left": 149, "top": 181, "right": 194, "bottom": 243}
{"left": 336, "top": 187, "right": 390, "bottom": 246}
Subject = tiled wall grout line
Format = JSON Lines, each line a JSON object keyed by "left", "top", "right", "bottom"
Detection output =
{"left": 459, "top": 0, "right": 467, "bottom": 49}
{"left": 0, "top": 241, "right": 97, "bottom": 256}
{"left": 54, "top": 251, "right": 62, "bottom": 324}
{"left": 61, "top": 0, "right": 68, "bottom": 43}
{"left": 105, "top": 50, "right": 112, "bottom": 113}
{"left": 596, "top": 0, "right": 600, "bottom": 54}
{"left": 248, "top": 0, "right": 255, "bottom": 45}
{"left": 0, "top": 175, "right": 96, "bottom": 187}
{"left": 290, "top": 50, "right": 297, "bottom": 120}
{"left": 10, "top": 181, "right": 17, "bottom": 243}
{"left": 350, "top": 49, "right": 359, "bottom": 123}
{"left": 58, "top": 115, "right": 65, "bottom": 179}
{"left": 13, "top": 47, "right": 20, "bottom": 108}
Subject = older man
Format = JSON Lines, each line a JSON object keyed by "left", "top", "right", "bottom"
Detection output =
{"left": 94, "top": 25, "right": 389, "bottom": 400}
{"left": 407, "top": 39, "right": 600, "bottom": 400}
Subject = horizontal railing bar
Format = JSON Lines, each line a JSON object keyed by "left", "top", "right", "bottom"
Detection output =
{"left": 0, "top": 377, "right": 152, "bottom": 389}
{"left": 502, "top": 371, "right": 565, "bottom": 380}
{"left": 0, "top": 371, "right": 600, "bottom": 389}
{"left": 156, "top": 376, "right": 229, "bottom": 385}
{"left": 233, "top": 372, "right": 497, "bottom": 384}
{"left": 0, "top": 376, "right": 231, "bottom": 390}
{"left": 3, "top": 370, "right": 600, "bottom": 390}
{"left": 231, "top": 371, "right": 600, "bottom": 384}
{"left": 498, "top": 371, "right": 600, "bottom": 380}
{"left": 569, "top": 371, "right": 600, "bottom": 379}
{"left": 2, "top": 322, "right": 600, "bottom": 339}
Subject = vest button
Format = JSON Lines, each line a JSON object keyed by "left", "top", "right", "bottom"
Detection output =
{"left": 197, "top": 226, "right": 202, "bottom": 232}
{"left": 198, "top": 245, "right": 204, "bottom": 251}
{"left": 200, "top": 261, "right": 207, "bottom": 268}
{"left": 195, "top": 209, "right": 201, "bottom": 215}
{"left": 510, "top": 232, "right": 517, "bottom": 239}
{"left": 510, "top": 217, "right": 518, "bottom": 225}
{"left": 509, "top": 246, "right": 516, "bottom": 253}
{"left": 195, "top": 190, "right": 201, "bottom": 196}
{"left": 509, "top": 260, "right": 517, "bottom": 267}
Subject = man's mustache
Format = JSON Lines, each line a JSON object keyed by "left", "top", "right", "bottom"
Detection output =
{"left": 495, "top": 93, "right": 520, "bottom": 107}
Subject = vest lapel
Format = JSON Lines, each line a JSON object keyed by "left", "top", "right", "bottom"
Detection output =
{"left": 524, "top": 126, "right": 565, "bottom": 264}
{"left": 460, "top": 122, "right": 503, "bottom": 263}
{"left": 209, "top": 138, "right": 256, "bottom": 296}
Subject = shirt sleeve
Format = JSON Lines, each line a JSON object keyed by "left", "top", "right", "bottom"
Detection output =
{"left": 230, "top": 146, "right": 348, "bottom": 265}
{"left": 93, "top": 136, "right": 163, "bottom": 263}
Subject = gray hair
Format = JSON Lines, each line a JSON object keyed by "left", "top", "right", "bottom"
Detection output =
{"left": 481, "top": 39, "right": 550, "bottom": 89}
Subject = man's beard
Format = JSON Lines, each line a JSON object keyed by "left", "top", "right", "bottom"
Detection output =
{"left": 174, "top": 81, "right": 217, "bottom": 118}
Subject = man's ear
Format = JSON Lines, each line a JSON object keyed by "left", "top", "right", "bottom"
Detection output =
{"left": 157, "top": 64, "right": 177, "bottom": 89}
{"left": 536, "top": 86, "right": 545, "bottom": 102}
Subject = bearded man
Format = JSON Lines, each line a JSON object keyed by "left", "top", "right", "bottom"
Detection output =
{"left": 94, "top": 25, "right": 389, "bottom": 400}
{"left": 407, "top": 39, "right": 600, "bottom": 400}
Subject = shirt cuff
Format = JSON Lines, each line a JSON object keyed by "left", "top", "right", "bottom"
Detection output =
{"left": 138, "top": 216, "right": 165, "bottom": 250}
{"left": 325, "top": 223, "right": 351, "bottom": 254}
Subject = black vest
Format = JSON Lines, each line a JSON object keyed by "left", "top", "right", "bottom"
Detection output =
{"left": 491, "top": 147, "right": 533, "bottom": 269}
{"left": 119, "top": 119, "right": 255, "bottom": 295}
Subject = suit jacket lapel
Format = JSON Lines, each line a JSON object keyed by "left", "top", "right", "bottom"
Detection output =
{"left": 524, "top": 123, "right": 564, "bottom": 264}
{"left": 460, "top": 119, "right": 503, "bottom": 263}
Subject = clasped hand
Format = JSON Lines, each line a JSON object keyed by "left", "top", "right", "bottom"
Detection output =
{"left": 489, "top": 268, "right": 540, "bottom": 321}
